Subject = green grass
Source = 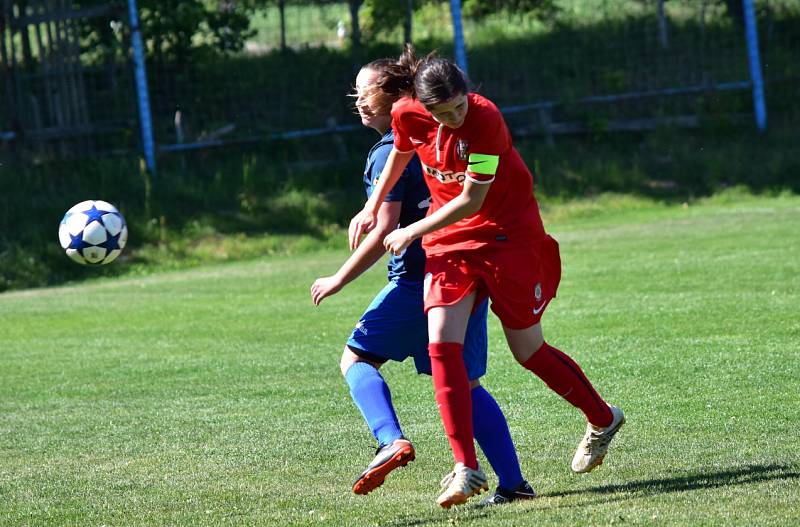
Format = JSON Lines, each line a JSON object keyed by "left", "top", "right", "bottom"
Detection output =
{"left": 1, "top": 193, "right": 799, "bottom": 526}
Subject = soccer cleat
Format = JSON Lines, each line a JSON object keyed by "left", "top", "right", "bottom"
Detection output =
{"left": 436, "top": 462, "right": 489, "bottom": 509}
{"left": 480, "top": 480, "right": 536, "bottom": 506}
{"left": 352, "top": 438, "right": 416, "bottom": 495}
{"left": 571, "top": 405, "right": 625, "bottom": 473}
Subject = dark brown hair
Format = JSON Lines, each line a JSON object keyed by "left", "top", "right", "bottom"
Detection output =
{"left": 377, "top": 44, "right": 469, "bottom": 107}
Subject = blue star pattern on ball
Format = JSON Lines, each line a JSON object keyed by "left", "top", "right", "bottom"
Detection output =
{"left": 68, "top": 232, "right": 90, "bottom": 251}
{"left": 104, "top": 230, "right": 122, "bottom": 252}
{"left": 82, "top": 205, "right": 110, "bottom": 226}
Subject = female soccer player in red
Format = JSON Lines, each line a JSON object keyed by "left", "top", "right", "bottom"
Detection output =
{"left": 349, "top": 45, "right": 625, "bottom": 508}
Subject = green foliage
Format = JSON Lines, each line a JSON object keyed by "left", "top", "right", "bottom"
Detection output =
{"left": 361, "top": 0, "right": 559, "bottom": 41}
{"left": 76, "top": 0, "right": 256, "bottom": 64}
{"left": 462, "top": 0, "right": 559, "bottom": 20}
{"left": 361, "top": 0, "right": 409, "bottom": 38}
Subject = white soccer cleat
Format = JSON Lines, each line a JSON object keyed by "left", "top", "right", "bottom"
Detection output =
{"left": 436, "top": 462, "right": 488, "bottom": 509}
{"left": 572, "top": 405, "right": 625, "bottom": 473}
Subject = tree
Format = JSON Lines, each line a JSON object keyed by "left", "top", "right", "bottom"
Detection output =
{"left": 76, "top": 0, "right": 256, "bottom": 64}
{"left": 348, "top": 0, "right": 364, "bottom": 54}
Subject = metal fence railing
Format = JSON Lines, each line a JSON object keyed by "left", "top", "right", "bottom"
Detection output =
{"left": 2, "top": 0, "right": 798, "bottom": 169}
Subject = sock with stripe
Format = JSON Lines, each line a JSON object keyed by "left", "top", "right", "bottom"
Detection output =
{"left": 429, "top": 342, "right": 478, "bottom": 470}
{"left": 471, "top": 385, "right": 524, "bottom": 489}
{"left": 344, "top": 361, "right": 404, "bottom": 446}
{"left": 522, "top": 342, "right": 613, "bottom": 427}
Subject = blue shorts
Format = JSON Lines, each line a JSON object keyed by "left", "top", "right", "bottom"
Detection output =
{"left": 346, "top": 277, "right": 488, "bottom": 380}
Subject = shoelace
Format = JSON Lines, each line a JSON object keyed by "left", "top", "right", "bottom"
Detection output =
{"left": 440, "top": 471, "right": 455, "bottom": 489}
{"left": 489, "top": 490, "right": 509, "bottom": 504}
{"left": 443, "top": 467, "right": 477, "bottom": 493}
{"left": 583, "top": 426, "right": 614, "bottom": 454}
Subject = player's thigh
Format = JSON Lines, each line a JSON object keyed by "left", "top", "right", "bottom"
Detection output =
{"left": 424, "top": 252, "right": 481, "bottom": 344}
{"left": 428, "top": 291, "right": 476, "bottom": 343}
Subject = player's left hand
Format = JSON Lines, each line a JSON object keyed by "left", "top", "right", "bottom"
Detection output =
{"left": 349, "top": 208, "right": 376, "bottom": 250}
{"left": 383, "top": 228, "right": 414, "bottom": 256}
{"left": 311, "top": 275, "right": 343, "bottom": 306}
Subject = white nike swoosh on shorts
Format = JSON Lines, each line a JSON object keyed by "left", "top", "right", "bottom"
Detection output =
{"left": 532, "top": 300, "right": 549, "bottom": 315}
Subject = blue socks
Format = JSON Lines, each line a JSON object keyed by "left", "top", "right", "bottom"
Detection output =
{"left": 344, "top": 361, "right": 403, "bottom": 447}
{"left": 345, "top": 362, "right": 524, "bottom": 489}
{"left": 472, "top": 385, "right": 525, "bottom": 490}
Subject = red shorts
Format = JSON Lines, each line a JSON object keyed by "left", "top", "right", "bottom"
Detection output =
{"left": 423, "top": 235, "right": 562, "bottom": 330}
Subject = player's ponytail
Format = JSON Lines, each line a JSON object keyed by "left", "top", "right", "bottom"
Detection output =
{"left": 378, "top": 44, "right": 469, "bottom": 107}
{"left": 377, "top": 43, "right": 420, "bottom": 99}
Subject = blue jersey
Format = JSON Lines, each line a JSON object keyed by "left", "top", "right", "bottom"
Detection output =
{"left": 364, "top": 129, "right": 429, "bottom": 281}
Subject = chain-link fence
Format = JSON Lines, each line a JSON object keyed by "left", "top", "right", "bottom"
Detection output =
{"left": 2, "top": 0, "right": 798, "bottom": 166}
{"left": 467, "top": 0, "right": 799, "bottom": 140}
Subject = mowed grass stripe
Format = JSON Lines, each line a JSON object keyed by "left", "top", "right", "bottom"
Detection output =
{"left": 1, "top": 194, "right": 798, "bottom": 526}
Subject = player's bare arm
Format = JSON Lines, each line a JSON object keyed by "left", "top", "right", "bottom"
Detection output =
{"left": 384, "top": 179, "right": 491, "bottom": 256}
{"left": 349, "top": 149, "right": 415, "bottom": 250}
{"left": 311, "top": 200, "right": 402, "bottom": 305}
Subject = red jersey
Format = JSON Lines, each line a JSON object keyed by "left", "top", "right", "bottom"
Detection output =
{"left": 391, "top": 93, "right": 546, "bottom": 255}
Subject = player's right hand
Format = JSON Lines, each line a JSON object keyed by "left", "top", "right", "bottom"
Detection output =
{"left": 349, "top": 208, "right": 376, "bottom": 250}
{"left": 311, "top": 275, "right": 343, "bottom": 306}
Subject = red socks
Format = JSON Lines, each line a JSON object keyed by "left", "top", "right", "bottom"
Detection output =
{"left": 429, "top": 342, "right": 478, "bottom": 470}
{"left": 429, "top": 340, "right": 610, "bottom": 469}
{"left": 523, "top": 342, "right": 613, "bottom": 427}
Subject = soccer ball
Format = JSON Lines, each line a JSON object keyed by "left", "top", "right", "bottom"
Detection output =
{"left": 58, "top": 200, "right": 128, "bottom": 265}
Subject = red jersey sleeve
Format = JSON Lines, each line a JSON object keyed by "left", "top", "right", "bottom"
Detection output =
{"left": 390, "top": 100, "right": 415, "bottom": 153}
{"left": 465, "top": 103, "right": 510, "bottom": 184}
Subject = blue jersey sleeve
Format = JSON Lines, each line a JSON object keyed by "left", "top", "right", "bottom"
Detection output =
{"left": 364, "top": 130, "right": 429, "bottom": 282}
{"left": 368, "top": 141, "right": 408, "bottom": 203}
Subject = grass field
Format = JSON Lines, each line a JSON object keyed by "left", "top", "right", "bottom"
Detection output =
{"left": 1, "top": 192, "right": 799, "bottom": 526}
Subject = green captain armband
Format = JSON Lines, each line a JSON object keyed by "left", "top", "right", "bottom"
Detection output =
{"left": 467, "top": 153, "right": 500, "bottom": 175}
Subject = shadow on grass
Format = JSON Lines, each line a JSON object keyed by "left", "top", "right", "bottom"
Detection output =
{"left": 378, "top": 507, "right": 491, "bottom": 527}
{"left": 377, "top": 463, "right": 798, "bottom": 526}
{"left": 539, "top": 462, "right": 799, "bottom": 505}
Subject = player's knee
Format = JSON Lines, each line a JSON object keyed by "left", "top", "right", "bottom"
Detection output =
{"left": 504, "top": 323, "right": 545, "bottom": 364}
{"left": 340, "top": 346, "right": 382, "bottom": 376}
{"left": 340, "top": 346, "right": 359, "bottom": 376}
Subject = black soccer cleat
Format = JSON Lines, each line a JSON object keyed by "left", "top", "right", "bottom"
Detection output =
{"left": 480, "top": 480, "right": 536, "bottom": 506}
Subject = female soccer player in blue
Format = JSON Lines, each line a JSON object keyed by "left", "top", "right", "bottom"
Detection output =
{"left": 310, "top": 58, "right": 533, "bottom": 505}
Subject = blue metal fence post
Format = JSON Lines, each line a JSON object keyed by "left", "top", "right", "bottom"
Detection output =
{"left": 742, "top": 0, "right": 767, "bottom": 132}
{"left": 127, "top": 0, "right": 157, "bottom": 174}
{"left": 449, "top": 0, "right": 468, "bottom": 76}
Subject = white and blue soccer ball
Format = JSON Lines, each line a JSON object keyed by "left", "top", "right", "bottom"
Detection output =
{"left": 58, "top": 200, "right": 128, "bottom": 265}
